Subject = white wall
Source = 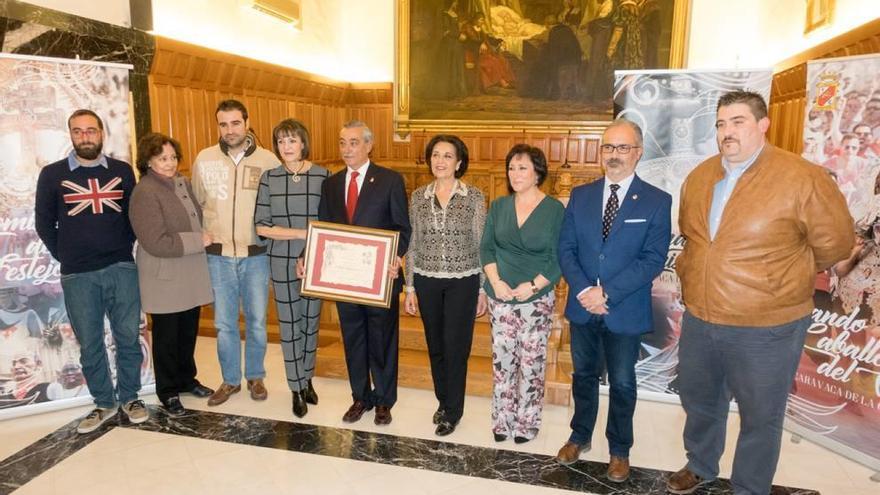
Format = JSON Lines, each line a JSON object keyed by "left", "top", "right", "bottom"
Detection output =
{"left": 28, "top": 0, "right": 877, "bottom": 83}
{"left": 23, "top": 0, "right": 132, "bottom": 27}
{"left": 688, "top": 0, "right": 880, "bottom": 70}
{"left": 151, "top": 0, "right": 393, "bottom": 82}
{"left": 338, "top": 0, "right": 394, "bottom": 82}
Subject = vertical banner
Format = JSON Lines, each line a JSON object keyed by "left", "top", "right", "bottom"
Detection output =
{"left": 612, "top": 68, "right": 772, "bottom": 397}
{"left": 790, "top": 54, "right": 880, "bottom": 470}
{"left": 0, "top": 54, "right": 153, "bottom": 419}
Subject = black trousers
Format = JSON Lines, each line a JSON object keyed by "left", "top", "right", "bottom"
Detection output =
{"left": 413, "top": 274, "right": 479, "bottom": 423}
{"left": 336, "top": 281, "right": 401, "bottom": 407}
{"left": 150, "top": 306, "right": 201, "bottom": 402}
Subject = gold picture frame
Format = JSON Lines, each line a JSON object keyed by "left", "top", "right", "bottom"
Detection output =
{"left": 805, "top": 0, "right": 835, "bottom": 34}
{"left": 395, "top": 0, "right": 692, "bottom": 134}
{"left": 300, "top": 221, "right": 400, "bottom": 309}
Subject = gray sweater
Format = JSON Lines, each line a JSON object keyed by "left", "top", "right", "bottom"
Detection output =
{"left": 129, "top": 171, "right": 213, "bottom": 314}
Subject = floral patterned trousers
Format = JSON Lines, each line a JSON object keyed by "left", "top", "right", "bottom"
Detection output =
{"left": 488, "top": 292, "right": 555, "bottom": 440}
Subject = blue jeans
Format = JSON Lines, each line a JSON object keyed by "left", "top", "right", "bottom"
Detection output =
{"left": 207, "top": 254, "right": 269, "bottom": 385}
{"left": 569, "top": 317, "right": 641, "bottom": 458}
{"left": 679, "top": 312, "right": 809, "bottom": 495}
{"left": 61, "top": 261, "right": 143, "bottom": 409}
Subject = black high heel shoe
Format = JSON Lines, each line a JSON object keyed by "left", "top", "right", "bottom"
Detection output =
{"left": 303, "top": 380, "right": 318, "bottom": 405}
{"left": 292, "top": 391, "right": 308, "bottom": 418}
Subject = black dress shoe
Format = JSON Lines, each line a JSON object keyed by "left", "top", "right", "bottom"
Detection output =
{"left": 374, "top": 405, "right": 392, "bottom": 425}
{"left": 493, "top": 433, "right": 507, "bottom": 442}
{"left": 303, "top": 380, "right": 318, "bottom": 405}
{"left": 292, "top": 391, "right": 308, "bottom": 418}
{"left": 187, "top": 383, "right": 214, "bottom": 398}
{"left": 514, "top": 436, "right": 531, "bottom": 444}
{"left": 435, "top": 420, "right": 457, "bottom": 436}
{"left": 162, "top": 396, "right": 186, "bottom": 416}
{"left": 432, "top": 408, "right": 445, "bottom": 425}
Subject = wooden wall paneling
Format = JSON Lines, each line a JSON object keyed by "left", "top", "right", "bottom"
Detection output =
{"left": 584, "top": 137, "right": 599, "bottom": 164}
{"left": 549, "top": 137, "right": 565, "bottom": 164}
{"left": 566, "top": 137, "right": 580, "bottom": 165}
{"left": 147, "top": 82, "right": 170, "bottom": 137}
{"left": 794, "top": 96, "right": 806, "bottom": 154}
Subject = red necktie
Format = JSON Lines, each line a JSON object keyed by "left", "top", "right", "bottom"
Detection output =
{"left": 346, "top": 171, "right": 359, "bottom": 223}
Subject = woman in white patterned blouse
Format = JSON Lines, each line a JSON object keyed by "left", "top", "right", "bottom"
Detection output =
{"left": 404, "top": 134, "right": 487, "bottom": 437}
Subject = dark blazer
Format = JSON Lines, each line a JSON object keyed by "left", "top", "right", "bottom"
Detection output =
{"left": 558, "top": 175, "right": 671, "bottom": 334}
{"left": 318, "top": 162, "right": 412, "bottom": 258}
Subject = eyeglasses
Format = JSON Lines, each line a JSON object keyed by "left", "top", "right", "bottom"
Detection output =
{"left": 70, "top": 128, "right": 101, "bottom": 138}
{"left": 600, "top": 144, "right": 641, "bottom": 154}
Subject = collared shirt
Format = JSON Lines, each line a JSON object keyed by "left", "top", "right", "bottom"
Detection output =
{"left": 344, "top": 160, "right": 370, "bottom": 206}
{"left": 709, "top": 144, "right": 764, "bottom": 239}
{"left": 229, "top": 149, "right": 246, "bottom": 166}
{"left": 602, "top": 172, "right": 635, "bottom": 211}
{"left": 67, "top": 151, "right": 108, "bottom": 171}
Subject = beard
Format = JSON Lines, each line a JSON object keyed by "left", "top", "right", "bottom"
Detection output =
{"left": 74, "top": 140, "right": 103, "bottom": 160}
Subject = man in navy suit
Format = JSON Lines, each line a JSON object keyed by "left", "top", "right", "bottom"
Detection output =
{"left": 314, "top": 120, "right": 411, "bottom": 425}
{"left": 555, "top": 119, "right": 671, "bottom": 482}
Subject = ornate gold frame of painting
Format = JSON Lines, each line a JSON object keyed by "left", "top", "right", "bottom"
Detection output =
{"left": 394, "top": 0, "right": 692, "bottom": 134}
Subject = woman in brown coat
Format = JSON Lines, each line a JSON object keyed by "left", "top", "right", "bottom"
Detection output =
{"left": 129, "top": 133, "right": 214, "bottom": 416}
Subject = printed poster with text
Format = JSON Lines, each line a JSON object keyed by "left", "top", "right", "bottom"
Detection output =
{"left": 0, "top": 54, "right": 153, "bottom": 418}
{"left": 612, "top": 68, "right": 772, "bottom": 396}
{"left": 794, "top": 53, "right": 880, "bottom": 468}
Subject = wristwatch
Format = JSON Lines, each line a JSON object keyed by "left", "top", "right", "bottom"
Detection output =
{"left": 530, "top": 280, "right": 539, "bottom": 294}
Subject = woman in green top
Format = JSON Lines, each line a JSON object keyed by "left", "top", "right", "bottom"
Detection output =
{"left": 480, "top": 144, "right": 564, "bottom": 444}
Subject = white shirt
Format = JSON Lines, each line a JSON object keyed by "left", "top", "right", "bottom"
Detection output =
{"left": 229, "top": 149, "right": 246, "bottom": 166}
{"left": 602, "top": 172, "right": 635, "bottom": 212}
{"left": 344, "top": 160, "right": 370, "bottom": 206}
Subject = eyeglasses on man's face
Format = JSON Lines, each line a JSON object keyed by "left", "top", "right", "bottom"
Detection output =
{"left": 70, "top": 128, "right": 101, "bottom": 139}
{"left": 600, "top": 144, "right": 641, "bottom": 154}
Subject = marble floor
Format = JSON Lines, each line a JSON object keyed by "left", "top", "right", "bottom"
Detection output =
{"left": 0, "top": 338, "right": 876, "bottom": 495}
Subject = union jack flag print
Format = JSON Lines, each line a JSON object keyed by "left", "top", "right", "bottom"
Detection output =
{"left": 62, "top": 177, "right": 124, "bottom": 215}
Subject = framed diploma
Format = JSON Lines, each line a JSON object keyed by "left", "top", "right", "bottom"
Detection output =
{"left": 301, "top": 221, "right": 400, "bottom": 308}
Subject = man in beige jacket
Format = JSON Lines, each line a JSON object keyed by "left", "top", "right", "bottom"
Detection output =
{"left": 669, "top": 90, "right": 853, "bottom": 495}
{"left": 191, "top": 99, "right": 279, "bottom": 406}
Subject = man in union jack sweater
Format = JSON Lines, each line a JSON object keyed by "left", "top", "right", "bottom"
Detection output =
{"left": 35, "top": 109, "right": 148, "bottom": 433}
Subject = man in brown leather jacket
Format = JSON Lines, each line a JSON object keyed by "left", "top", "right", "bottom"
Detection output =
{"left": 667, "top": 90, "right": 853, "bottom": 495}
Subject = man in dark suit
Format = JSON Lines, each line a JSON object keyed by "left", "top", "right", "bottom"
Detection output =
{"left": 316, "top": 120, "right": 411, "bottom": 425}
{"left": 555, "top": 119, "right": 671, "bottom": 482}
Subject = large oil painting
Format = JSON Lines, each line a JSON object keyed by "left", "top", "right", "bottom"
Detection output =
{"left": 395, "top": 0, "right": 691, "bottom": 132}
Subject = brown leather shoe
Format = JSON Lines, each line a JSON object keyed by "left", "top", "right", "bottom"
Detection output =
{"left": 246, "top": 379, "right": 268, "bottom": 401}
{"left": 342, "top": 400, "right": 372, "bottom": 423}
{"left": 555, "top": 441, "right": 591, "bottom": 465}
{"left": 606, "top": 456, "right": 630, "bottom": 483}
{"left": 374, "top": 405, "right": 392, "bottom": 425}
{"left": 207, "top": 383, "right": 241, "bottom": 406}
{"left": 666, "top": 466, "right": 706, "bottom": 494}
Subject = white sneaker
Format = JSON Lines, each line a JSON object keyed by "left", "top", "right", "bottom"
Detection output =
{"left": 77, "top": 407, "right": 118, "bottom": 434}
{"left": 121, "top": 399, "right": 149, "bottom": 424}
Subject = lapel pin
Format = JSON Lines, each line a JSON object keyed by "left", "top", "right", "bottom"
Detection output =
{"left": 370, "top": 177, "right": 375, "bottom": 183}
{"left": 632, "top": 194, "right": 638, "bottom": 200}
